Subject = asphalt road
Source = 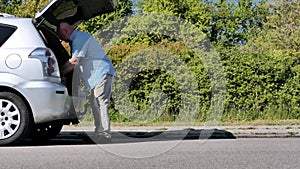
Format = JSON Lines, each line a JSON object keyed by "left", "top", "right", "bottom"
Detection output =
{"left": 0, "top": 136, "right": 299, "bottom": 169}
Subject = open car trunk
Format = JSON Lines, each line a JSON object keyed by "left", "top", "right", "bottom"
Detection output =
{"left": 35, "top": 0, "right": 118, "bottom": 31}
{"left": 37, "top": 25, "right": 75, "bottom": 96}
{"left": 33, "top": 0, "right": 118, "bottom": 96}
{"left": 37, "top": 25, "right": 82, "bottom": 124}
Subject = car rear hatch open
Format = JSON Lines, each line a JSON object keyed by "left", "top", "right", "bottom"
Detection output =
{"left": 33, "top": 0, "right": 118, "bottom": 97}
{"left": 34, "top": 0, "right": 118, "bottom": 30}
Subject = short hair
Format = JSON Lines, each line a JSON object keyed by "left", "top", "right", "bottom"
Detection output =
{"left": 56, "top": 20, "right": 71, "bottom": 33}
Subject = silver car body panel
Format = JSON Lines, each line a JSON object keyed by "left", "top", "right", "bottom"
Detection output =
{"left": 0, "top": 18, "right": 71, "bottom": 124}
{"left": 1, "top": 18, "right": 45, "bottom": 48}
{"left": 0, "top": 75, "right": 71, "bottom": 123}
{"left": 16, "top": 81, "right": 71, "bottom": 123}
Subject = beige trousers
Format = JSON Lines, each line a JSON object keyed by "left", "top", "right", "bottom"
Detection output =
{"left": 89, "top": 74, "right": 113, "bottom": 137}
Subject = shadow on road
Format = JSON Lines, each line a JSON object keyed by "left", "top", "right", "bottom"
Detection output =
{"left": 13, "top": 129, "right": 236, "bottom": 146}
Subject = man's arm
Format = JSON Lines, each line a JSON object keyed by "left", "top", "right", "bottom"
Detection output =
{"left": 60, "top": 57, "right": 80, "bottom": 76}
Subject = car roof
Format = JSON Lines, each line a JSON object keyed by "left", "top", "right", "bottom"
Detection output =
{"left": 0, "top": 17, "right": 32, "bottom": 25}
{"left": 0, "top": 13, "right": 16, "bottom": 18}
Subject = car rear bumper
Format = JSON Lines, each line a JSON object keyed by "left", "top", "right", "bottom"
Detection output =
{"left": 17, "top": 81, "right": 76, "bottom": 124}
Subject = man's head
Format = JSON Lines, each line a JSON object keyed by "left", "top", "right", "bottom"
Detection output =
{"left": 56, "top": 22, "right": 74, "bottom": 41}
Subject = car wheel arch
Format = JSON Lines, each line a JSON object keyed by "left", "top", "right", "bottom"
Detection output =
{"left": 0, "top": 85, "right": 34, "bottom": 122}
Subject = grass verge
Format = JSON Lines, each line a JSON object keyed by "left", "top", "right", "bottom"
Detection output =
{"left": 76, "top": 113, "right": 300, "bottom": 127}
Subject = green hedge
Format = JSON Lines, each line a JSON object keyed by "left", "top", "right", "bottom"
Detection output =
{"left": 106, "top": 42, "right": 206, "bottom": 124}
{"left": 104, "top": 42, "right": 300, "bottom": 123}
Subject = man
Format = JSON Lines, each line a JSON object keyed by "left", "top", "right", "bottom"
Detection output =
{"left": 57, "top": 21, "right": 115, "bottom": 144}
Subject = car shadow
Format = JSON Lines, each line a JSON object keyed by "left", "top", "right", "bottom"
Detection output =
{"left": 12, "top": 128, "right": 236, "bottom": 147}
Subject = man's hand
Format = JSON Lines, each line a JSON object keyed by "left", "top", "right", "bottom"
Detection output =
{"left": 60, "top": 57, "right": 79, "bottom": 76}
{"left": 68, "top": 57, "right": 79, "bottom": 65}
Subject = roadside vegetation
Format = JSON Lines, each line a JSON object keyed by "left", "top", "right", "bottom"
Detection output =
{"left": 1, "top": 0, "right": 299, "bottom": 126}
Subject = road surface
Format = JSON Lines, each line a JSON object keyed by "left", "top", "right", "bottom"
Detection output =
{"left": 0, "top": 136, "right": 299, "bottom": 169}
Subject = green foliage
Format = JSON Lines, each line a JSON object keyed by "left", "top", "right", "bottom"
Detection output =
{"left": 208, "top": 0, "right": 268, "bottom": 47}
{"left": 218, "top": 0, "right": 300, "bottom": 122}
{"left": 78, "top": 0, "right": 133, "bottom": 34}
{"left": 102, "top": 1, "right": 300, "bottom": 124}
{"left": 0, "top": 0, "right": 48, "bottom": 17}
{"left": 137, "top": 0, "right": 267, "bottom": 47}
{"left": 110, "top": 46, "right": 203, "bottom": 124}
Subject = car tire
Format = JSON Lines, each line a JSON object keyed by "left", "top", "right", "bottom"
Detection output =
{"left": 0, "top": 91, "right": 33, "bottom": 145}
{"left": 31, "top": 122, "right": 63, "bottom": 140}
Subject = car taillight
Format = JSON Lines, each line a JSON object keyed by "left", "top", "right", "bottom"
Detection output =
{"left": 29, "top": 48, "right": 60, "bottom": 77}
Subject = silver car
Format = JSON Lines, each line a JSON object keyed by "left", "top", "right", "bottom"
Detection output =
{"left": 0, "top": 0, "right": 118, "bottom": 145}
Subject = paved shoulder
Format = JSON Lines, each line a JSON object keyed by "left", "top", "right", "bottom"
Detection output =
{"left": 62, "top": 125, "right": 300, "bottom": 139}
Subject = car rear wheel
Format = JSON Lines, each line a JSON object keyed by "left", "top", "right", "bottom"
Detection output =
{"left": 0, "top": 92, "right": 32, "bottom": 145}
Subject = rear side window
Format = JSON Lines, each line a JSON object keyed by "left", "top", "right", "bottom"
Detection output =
{"left": 0, "top": 24, "right": 17, "bottom": 47}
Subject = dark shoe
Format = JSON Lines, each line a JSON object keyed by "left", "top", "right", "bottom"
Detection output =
{"left": 94, "top": 135, "right": 112, "bottom": 144}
